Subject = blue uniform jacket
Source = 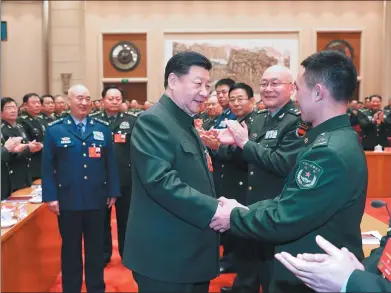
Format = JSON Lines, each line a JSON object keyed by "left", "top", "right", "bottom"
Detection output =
{"left": 42, "top": 115, "right": 121, "bottom": 211}
{"left": 214, "top": 108, "right": 237, "bottom": 129}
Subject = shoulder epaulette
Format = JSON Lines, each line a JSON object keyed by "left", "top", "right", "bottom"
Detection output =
{"left": 89, "top": 111, "right": 101, "bottom": 117}
{"left": 288, "top": 107, "right": 301, "bottom": 116}
{"left": 16, "top": 123, "right": 23, "bottom": 128}
{"left": 121, "top": 112, "right": 138, "bottom": 118}
{"left": 93, "top": 117, "right": 109, "bottom": 126}
{"left": 48, "top": 118, "right": 64, "bottom": 127}
{"left": 312, "top": 132, "right": 331, "bottom": 148}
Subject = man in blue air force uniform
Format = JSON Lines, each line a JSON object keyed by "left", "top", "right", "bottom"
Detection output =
{"left": 42, "top": 84, "right": 121, "bottom": 293}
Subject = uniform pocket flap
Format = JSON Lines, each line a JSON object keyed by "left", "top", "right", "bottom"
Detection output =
{"left": 180, "top": 141, "right": 197, "bottom": 155}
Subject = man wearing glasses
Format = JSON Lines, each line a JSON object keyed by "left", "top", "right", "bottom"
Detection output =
{"left": 218, "top": 65, "right": 307, "bottom": 293}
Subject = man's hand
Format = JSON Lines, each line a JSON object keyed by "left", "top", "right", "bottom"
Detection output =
{"left": 107, "top": 197, "right": 116, "bottom": 208}
{"left": 200, "top": 132, "right": 220, "bottom": 150}
{"left": 47, "top": 200, "right": 60, "bottom": 215}
{"left": 209, "top": 197, "right": 249, "bottom": 233}
{"left": 4, "top": 137, "right": 22, "bottom": 152}
{"left": 275, "top": 235, "right": 364, "bottom": 292}
{"left": 225, "top": 120, "right": 249, "bottom": 149}
{"left": 13, "top": 143, "right": 28, "bottom": 153}
{"left": 215, "top": 128, "right": 236, "bottom": 145}
{"left": 28, "top": 140, "right": 43, "bottom": 152}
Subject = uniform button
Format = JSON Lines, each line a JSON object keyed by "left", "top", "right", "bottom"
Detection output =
{"left": 27, "top": 164, "right": 30, "bottom": 167}
{"left": 128, "top": 164, "right": 131, "bottom": 167}
{"left": 239, "top": 181, "right": 243, "bottom": 185}
{"left": 104, "top": 182, "right": 107, "bottom": 185}
{"left": 250, "top": 171, "right": 254, "bottom": 175}
{"left": 83, "top": 153, "right": 86, "bottom": 157}
{"left": 64, "top": 145, "right": 67, "bottom": 148}
{"left": 29, "top": 158, "right": 32, "bottom": 161}
{"left": 248, "top": 186, "right": 252, "bottom": 190}
{"left": 221, "top": 174, "right": 224, "bottom": 178}
{"left": 84, "top": 164, "right": 87, "bottom": 168}
{"left": 84, "top": 176, "right": 88, "bottom": 180}
{"left": 221, "top": 165, "right": 224, "bottom": 168}
{"left": 58, "top": 184, "right": 62, "bottom": 187}
{"left": 82, "top": 142, "right": 86, "bottom": 146}
{"left": 9, "top": 170, "right": 13, "bottom": 174}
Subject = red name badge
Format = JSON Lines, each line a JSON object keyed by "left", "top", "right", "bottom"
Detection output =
{"left": 205, "top": 151, "right": 213, "bottom": 172}
{"left": 114, "top": 133, "right": 126, "bottom": 143}
{"left": 378, "top": 238, "right": 391, "bottom": 281}
{"left": 88, "top": 147, "right": 101, "bottom": 158}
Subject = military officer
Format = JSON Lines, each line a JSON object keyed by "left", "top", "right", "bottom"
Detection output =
{"left": 92, "top": 85, "right": 137, "bottom": 266}
{"left": 17, "top": 93, "right": 44, "bottom": 180}
{"left": 53, "top": 95, "right": 67, "bottom": 119}
{"left": 214, "top": 78, "right": 236, "bottom": 129}
{"left": 202, "top": 95, "right": 223, "bottom": 131}
{"left": 358, "top": 94, "right": 390, "bottom": 150}
{"left": 1, "top": 97, "right": 38, "bottom": 192}
{"left": 38, "top": 94, "right": 56, "bottom": 127}
{"left": 211, "top": 51, "right": 367, "bottom": 293}
{"left": 42, "top": 84, "right": 121, "bottom": 293}
{"left": 214, "top": 67, "right": 306, "bottom": 293}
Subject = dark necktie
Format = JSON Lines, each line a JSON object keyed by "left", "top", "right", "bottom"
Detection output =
{"left": 77, "top": 122, "right": 84, "bottom": 136}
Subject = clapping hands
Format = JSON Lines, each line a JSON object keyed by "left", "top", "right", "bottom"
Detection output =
{"left": 210, "top": 197, "right": 249, "bottom": 233}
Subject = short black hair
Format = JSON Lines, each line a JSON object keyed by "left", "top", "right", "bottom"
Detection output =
{"left": 1, "top": 97, "right": 17, "bottom": 111}
{"left": 23, "top": 93, "right": 40, "bottom": 104}
{"left": 101, "top": 85, "right": 123, "bottom": 99}
{"left": 41, "top": 94, "right": 54, "bottom": 103}
{"left": 301, "top": 50, "right": 357, "bottom": 103}
{"left": 164, "top": 51, "right": 212, "bottom": 88}
{"left": 215, "top": 78, "right": 235, "bottom": 90}
{"left": 369, "top": 94, "right": 382, "bottom": 101}
{"left": 229, "top": 82, "right": 254, "bottom": 99}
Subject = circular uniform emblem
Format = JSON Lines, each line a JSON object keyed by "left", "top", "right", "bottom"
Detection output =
{"left": 109, "top": 41, "right": 141, "bottom": 72}
{"left": 295, "top": 160, "right": 323, "bottom": 189}
{"left": 324, "top": 39, "right": 354, "bottom": 59}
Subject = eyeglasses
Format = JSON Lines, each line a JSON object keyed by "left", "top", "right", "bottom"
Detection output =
{"left": 228, "top": 97, "right": 249, "bottom": 103}
{"left": 260, "top": 81, "right": 292, "bottom": 89}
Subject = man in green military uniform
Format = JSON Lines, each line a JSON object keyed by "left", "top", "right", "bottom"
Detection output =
{"left": 210, "top": 50, "right": 367, "bottom": 293}
{"left": 91, "top": 85, "right": 137, "bottom": 266}
{"left": 213, "top": 67, "right": 307, "bottom": 293}
{"left": 358, "top": 94, "right": 390, "bottom": 150}
{"left": 17, "top": 93, "right": 44, "bottom": 180}
{"left": 122, "top": 52, "right": 243, "bottom": 293}
{"left": 38, "top": 94, "right": 56, "bottom": 127}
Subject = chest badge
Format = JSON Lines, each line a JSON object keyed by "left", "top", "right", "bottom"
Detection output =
{"left": 119, "top": 121, "right": 130, "bottom": 129}
{"left": 93, "top": 131, "right": 104, "bottom": 141}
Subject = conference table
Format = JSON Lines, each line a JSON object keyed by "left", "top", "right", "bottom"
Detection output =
{"left": 1, "top": 181, "right": 389, "bottom": 292}
{"left": 1, "top": 180, "right": 61, "bottom": 293}
{"left": 365, "top": 151, "right": 391, "bottom": 198}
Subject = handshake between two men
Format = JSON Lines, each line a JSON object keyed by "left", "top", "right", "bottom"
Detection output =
{"left": 194, "top": 118, "right": 251, "bottom": 233}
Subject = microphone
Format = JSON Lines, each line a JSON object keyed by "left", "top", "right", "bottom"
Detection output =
{"left": 371, "top": 200, "right": 391, "bottom": 219}
{"left": 371, "top": 200, "right": 391, "bottom": 247}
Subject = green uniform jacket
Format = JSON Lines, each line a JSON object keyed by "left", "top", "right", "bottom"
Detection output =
{"left": 90, "top": 111, "right": 137, "bottom": 188}
{"left": 230, "top": 114, "right": 367, "bottom": 293}
{"left": 241, "top": 100, "right": 306, "bottom": 204}
{"left": 347, "top": 270, "right": 391, "bottom": 292}
{"left": 122, "top": 94, "right": 220, "bottom": 283}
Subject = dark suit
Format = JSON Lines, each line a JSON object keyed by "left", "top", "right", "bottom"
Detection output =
{"left": 1, "top": 121, "right": 33, "bottom": 191}
{"left": 17, "top": 112, "right": 45, "bottom": 180}
{"left": 230, "top": 114, "right": 367, "bottom": 293}
{"left": 123, "top": 94, "right": 219, "bottom": 292}
{"left": 42, "top": 115, "right": 121, "bottom": 293}
{"left": 90, "top": 111, "right": 137, "bottom": 262}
